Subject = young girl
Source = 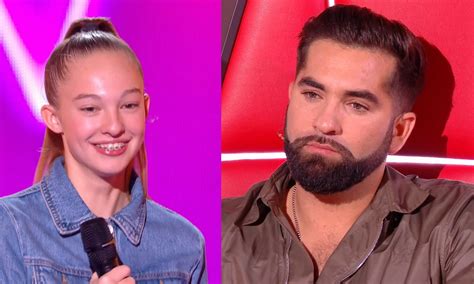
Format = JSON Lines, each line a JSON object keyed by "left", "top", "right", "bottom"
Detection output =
{"left": 0, "top": 18, "right": 206, "bottom": 283}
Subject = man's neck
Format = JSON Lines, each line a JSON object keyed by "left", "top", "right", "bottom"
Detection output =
{"left": 296, "top": 164, "right": 385, "bottom": 223}
{"left": 285, "top": 163, "right": 386, "bottom": 273}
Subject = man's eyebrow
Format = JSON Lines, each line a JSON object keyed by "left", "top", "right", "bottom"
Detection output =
{"left": 344, "top": 90, "right": 380, "bottom": 105}
{"left": 297, "top": 77, "right": 325, "bottom": 90}
{"left": 73, "top": 88, "right": 143, "bottom": 101}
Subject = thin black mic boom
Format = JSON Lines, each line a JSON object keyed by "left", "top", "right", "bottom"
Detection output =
{"left": 80, "top": 217, "right": 123, "bottom": 277}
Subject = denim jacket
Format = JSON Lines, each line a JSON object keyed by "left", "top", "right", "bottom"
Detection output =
{"left": 0, "top": 157, "right": 207, "bottom": 283}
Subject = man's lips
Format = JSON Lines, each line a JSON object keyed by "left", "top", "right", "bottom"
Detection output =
{"left": 304, "top": 141, "right": 339, "bottom": 154}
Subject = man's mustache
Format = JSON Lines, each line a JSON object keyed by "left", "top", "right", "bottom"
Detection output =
{"left": 288, "top": 134, "right": 355, "bottom": 160}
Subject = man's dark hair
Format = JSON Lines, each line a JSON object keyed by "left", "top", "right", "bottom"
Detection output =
{"left": 297, "top": 5, "right": 425, "bottom": 112}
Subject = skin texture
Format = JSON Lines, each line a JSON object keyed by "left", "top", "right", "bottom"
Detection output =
{"left": 284, "top": 39, "right": 416, "bottom": 272}
{"left": 41, "top": 50, "right": 149, "bottom": 282}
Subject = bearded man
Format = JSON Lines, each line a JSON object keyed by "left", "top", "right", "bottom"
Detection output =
{"left": 222, "top": 5, "right": 474, "bottom": 283}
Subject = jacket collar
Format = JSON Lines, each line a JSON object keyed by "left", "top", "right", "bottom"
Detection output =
{"left": 242, "top": 163, "right": 430, "bottom": 225}
{"left": 41, "top": 156, "right": 146, "bottom": 245}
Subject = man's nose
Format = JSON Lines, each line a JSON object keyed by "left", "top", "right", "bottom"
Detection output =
{"left": 312, "top": 102, "right": 342, "bottom": 136}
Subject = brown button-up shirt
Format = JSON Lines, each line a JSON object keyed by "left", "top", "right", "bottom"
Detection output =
{"left": 222, "top": 163, "right": 474, "bottom": 283}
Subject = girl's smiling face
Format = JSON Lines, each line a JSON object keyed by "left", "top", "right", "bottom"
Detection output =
{"left": 44, "top": 49, "right": 148, "bottom": 181}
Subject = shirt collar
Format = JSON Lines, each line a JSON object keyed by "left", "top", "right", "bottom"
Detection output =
{"left": 371, "top": 166, "right": 430, "bottom": 214}
{"left": 241, "top": 162, "right": 292, "bottom": 226}
{"left": 242, "top": 163, "right": 430, "bottom": 225}
{"left": 41, "top": 156, "right": 146, "bottom": 245}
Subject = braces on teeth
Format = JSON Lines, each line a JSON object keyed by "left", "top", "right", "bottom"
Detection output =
{"left": 97, "top": 143, "right": 125, "bottom": 154}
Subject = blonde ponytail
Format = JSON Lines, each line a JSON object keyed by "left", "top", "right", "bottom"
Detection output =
{"left": 34, "top": 129, "right": 64, "bottom": 183}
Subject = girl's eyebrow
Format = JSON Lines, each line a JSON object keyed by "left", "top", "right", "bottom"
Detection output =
{"left": 73, "top": 88, "right": 143, "bottom": 101}
{"left": 73, "top": 93, "right": 101, "bottom": 101}
{"left": 122, "top": 87, "right": 142, "bottom": 97}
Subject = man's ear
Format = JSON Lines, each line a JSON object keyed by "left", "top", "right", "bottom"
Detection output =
{"left": 41, "top": 105, "right": 63, "bottom": 134}
{"left": 288, "top": 81, "right": 294, "bottom": 101}
{"left": 389, "top": 112, "right": 416, "bottom": 154}
{"left": 144, "top": 93, "right": 150, "bottom": 117}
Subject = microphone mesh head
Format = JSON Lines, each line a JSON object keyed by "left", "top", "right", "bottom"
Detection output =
{"left": 80, "top": 218, "right": 113, "bottom": 252}
{"left": 88, "top": 243, "right": 121, "bottom": 275}
{"left": 80, "top": 217, "right": 121, "bottom": 276}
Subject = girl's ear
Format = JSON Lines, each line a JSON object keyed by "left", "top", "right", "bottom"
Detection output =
{"left": 41, "top": 105, "right": 63, "bottom": 134}
{"left": 144, "top": 93, "right": 150, "bottom": 117}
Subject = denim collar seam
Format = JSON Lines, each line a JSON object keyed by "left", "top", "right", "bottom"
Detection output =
{"left": 133, "top": 271, "right": 190, "bottom": 281}
{"left": 112, "top": 200, "right": 146, "bottom": 245}
{"left": 40, "top": 178, "right": 66, "bottom": 235}
{"left": 24, "top": 257, "right": 92, "bottom": 276}
{"left": 41, "top": 170, "right": 93, "bottom": 235}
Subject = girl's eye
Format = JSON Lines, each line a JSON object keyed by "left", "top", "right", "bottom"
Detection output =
{"left": 122, "top": 103, "right": 139, "bottom": 110}
{"left": 80, "top": 106, "right": 98, "bottom": 113}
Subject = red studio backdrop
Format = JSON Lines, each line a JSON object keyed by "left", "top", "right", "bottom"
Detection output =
{"left": 222, "top": 0, "right": 474, "bottom": 198}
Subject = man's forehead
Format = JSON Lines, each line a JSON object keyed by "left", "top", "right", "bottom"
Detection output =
{"left": 299, "top": 39, "right": 397, "bottom": 92}
{"left": 304, "top": 38, "right": 397, "bottom": 65}
{"left": 294, "top": 40, "right": 399, "bottom": 111}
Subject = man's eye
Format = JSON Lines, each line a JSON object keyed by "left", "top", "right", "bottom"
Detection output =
{"left": 349, "top": 102, "right": 369, "bottom": 112}
{"left": 302, "top": 91, "right": 321, "bottom": 100}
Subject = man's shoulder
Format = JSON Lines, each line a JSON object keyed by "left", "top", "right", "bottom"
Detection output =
{"left": 408, "top": 176, "right": 474, "bottom": 229}
{"left": 411, "top": 177, "right": 474, "bottom": 280}
{"left": 388, "top": 167, "right": 474, "bottom": 206}
{"left": 413, "top": 176, "right": 474, "bottom": 200}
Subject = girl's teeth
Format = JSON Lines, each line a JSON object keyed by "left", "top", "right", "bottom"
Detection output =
{"left": 97, "top": 143, "right": 125, "bottom": 151}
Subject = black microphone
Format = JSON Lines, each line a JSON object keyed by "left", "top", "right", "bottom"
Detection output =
{"left": 80, "top": 217, "right": 123, "bottom": 277}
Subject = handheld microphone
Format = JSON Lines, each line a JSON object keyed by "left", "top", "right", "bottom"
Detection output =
{"left": 80, "top": 217, "right": 123, "bottom": 277}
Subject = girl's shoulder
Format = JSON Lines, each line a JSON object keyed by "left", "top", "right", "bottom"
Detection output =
{"left": 0, "top": 182, "right": 43, "bottom": 213}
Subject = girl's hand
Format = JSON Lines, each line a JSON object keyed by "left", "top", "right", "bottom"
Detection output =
{"left": 89, "top": 265, "right": 135, "bottom": 284}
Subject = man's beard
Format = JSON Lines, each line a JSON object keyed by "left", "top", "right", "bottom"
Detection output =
{"left": 284, "top": 122, "right": 393, "bottom": 195}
